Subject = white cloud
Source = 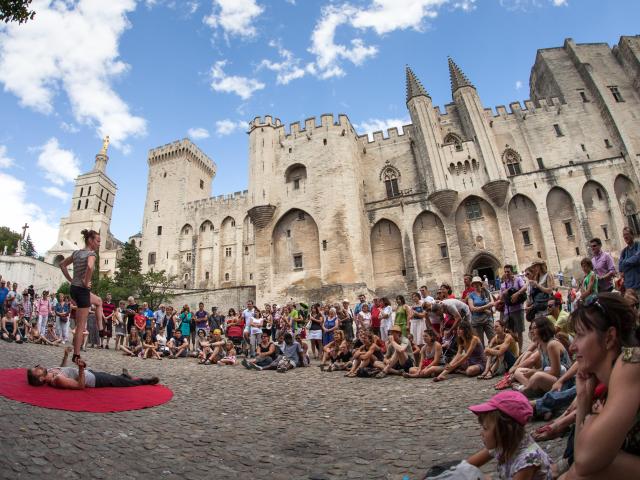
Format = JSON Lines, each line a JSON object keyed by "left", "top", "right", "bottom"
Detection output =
{"left": 0, "top": 0, "right": 146, "bottom": 149}
{"left": 258, "top": 41, "right": 307, "bottom": 85}
{"left": 0, "top": 172, "right": 58, "bottom": 255}
{"left": 0, "top": 145, "right": 14, "bottom": 168}
{"left": 42, "top": 185, "right": 70, "bottom": 201}
{"left": 308, "top": 5, "right": 378, "bottom": 79}
{"left": 354, "top": 117, "right": 410, "bottom": 140}
{"left": 187, "top": 127, "right": 210, "bottom": 139}
{"left": 210, "top": 60, "right": 265, "bottom": 99}
{"left": 36, "top": 138, "right": 81, "bottom": 186}
{"left": 215, "top": 119, "right": 249, "bottom": 136}
{"left": 515, "top": 80, "right": 523, "bottom": 90}
{"left": 308, "top": 1, "right": 474, "bottom": 79}
{"left": 204, "top": 0, "right": 264, "bottom": 38}
{"left": 552, "top": 0, "right": 568, "bottom": 5}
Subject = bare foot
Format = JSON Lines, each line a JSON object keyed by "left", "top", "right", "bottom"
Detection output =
{"left": 64, "top": 346, "right": 73, "bottom": 355}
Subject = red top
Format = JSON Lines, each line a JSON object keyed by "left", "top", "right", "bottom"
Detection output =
{"left": 461, "top": 287, "right": 474, "bottom": 300}
{"left": 134, "top": 314, "right": 146, "bottom": 331}
{"left": 102, "top": 301, "right": 115, "bottom": 319}
{"left": 370, "top": 306, "right": 381, "bottom": 328}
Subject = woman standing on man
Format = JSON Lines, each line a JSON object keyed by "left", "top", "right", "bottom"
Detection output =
{"left": 59, "top": 229, "right": 104, "bottom": 364}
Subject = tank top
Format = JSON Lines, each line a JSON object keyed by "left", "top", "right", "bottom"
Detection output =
{"left": 71, "top": 249, "right": 96, "bottom": 287}
{"left": 50, "top": 367, "right": 96, "bottom": 387}
{"left": 540, "top": 342, "right": 572, "bottom": 370}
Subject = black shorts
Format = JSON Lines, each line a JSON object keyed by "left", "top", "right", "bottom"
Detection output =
{"left": 70, "top": 285, "right": 91, "bottom": 309}
{"left": 392, "top": 358, "right": 414, "bottom": 373}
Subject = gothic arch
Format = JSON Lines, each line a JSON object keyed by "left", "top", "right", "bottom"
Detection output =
{"left": 242, "top": 215, "right": 255, "bottom": 284}
{"left": 443, "top": 132, "right": 463, "bottom": 150}
{"left": 455, "top": 195, "right": 503, "bottom": 271}
{"left": 614, "top": 174, "right": 640, "bottom": 233}
{"left": 502, "top": 148, "right": 522, "bottom": 176}
{"left": 582, "top": 180, "right": 616, "bottom": 244}
{"left": 546, "top": 187, "right": 583, "bottom": 266}
{"left": 272, "top": 208, "right": 321, "bottom": 279}
{"left": 413, "top": 211, "right": 451, "bottom": 282}
{"left": 380, "top": 163, "right": 401, "bottom": 198}
{"left": 180, "top": 223, "right": 193, "bottom": 235}
{"left": 467, "top": 252, "right": 501, "bottom": 283}
{"left": 508, "top": 194, "right": 545, "bottom": 269}
{"left": 370, "top": 218, "right": 406, "bottom": 294}
{"left": 199, "top": 220, "right": 214, "bottom": 232}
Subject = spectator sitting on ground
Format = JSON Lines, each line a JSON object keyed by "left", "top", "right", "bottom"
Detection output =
{"left": 156, "top": 326, "right": 169, "bottom": 356}
{"left": 167, "top": 329, "right": 189, "bottom": 359}
{"left": 403, "top": 329, "right": 444, "bottom": 379}
{"left": 478, "top": 319, "right": 519, "bottom": 380}
{"left": 559, "top": 292, "right": 640, "bottom": 479}
{"left": 142, "top": 327, "right": 162, "bottom": 360}
{"left": 191, "top": 328, "right": 209, "bottom": 358}
{"left": 434, "top": 321, "right": 485, "bottom": 382}
{"left": 248, "top": 332, "right": 305, "bottom": 372}
{"left": 373, "top": 324, "right": 415, "bottom": 378}
{"left": 217, "top": 341, "right": 237, "bottom": 366}
{"left": 295, "top": 333, "right": 311, "bottom": 367}
{"left": 121, "top": 326, "right": 143, "bottom": 357}
{"left": 345, "top": 331, "right": 382, "bottom": 377}
{"left": 512, "top": 316, "right": 571, "bottom": 397}
{"left": 547, "top": 297, "right": 572, "bottom": 336}
{"left": 320, "top": 329, "right": 346, "bottom": 367}
{"left": 201, "top": 329, "right": 226, "bottom": 364}
{"left": 2, "top": 313, "right": 23, "bottom": 342}
{"left": 242, "top": 332, "right": 278, "bottom": 369}
{"left": 42, "top": 323, "right": 62, "bottom": 346}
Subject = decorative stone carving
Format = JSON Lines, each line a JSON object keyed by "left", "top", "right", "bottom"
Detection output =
{"left": 248, "top": 205, "right": 276, "bottom": 229}
{"left": 482, "top": 180, "right": 511, "bottom": 207}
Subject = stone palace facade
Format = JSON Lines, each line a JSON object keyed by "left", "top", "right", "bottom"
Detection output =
{"left": 52, "top": 35, "right": 640, "bottom": 303}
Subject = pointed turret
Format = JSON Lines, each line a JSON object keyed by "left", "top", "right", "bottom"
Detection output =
{"left": 405, "top": 66, "right": 429, "bottom": 102}
{"left": 448, "top": 57, "right": 474, "bottom": 93}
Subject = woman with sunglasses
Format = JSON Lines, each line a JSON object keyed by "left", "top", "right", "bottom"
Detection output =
{"left": 560, "top": 293, "right": 640, "bottom": 479}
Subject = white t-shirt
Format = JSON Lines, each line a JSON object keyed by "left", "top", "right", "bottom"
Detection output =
{"left": 250, "top": 316, "right": 263, "bottom": 335}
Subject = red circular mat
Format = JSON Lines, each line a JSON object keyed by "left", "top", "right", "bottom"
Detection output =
{"left": 0, "top": 368, "right": 173, "bottom": 412}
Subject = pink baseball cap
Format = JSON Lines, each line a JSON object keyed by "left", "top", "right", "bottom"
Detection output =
{"left": 468, "top": 391, "right": 533, "bottom": 426}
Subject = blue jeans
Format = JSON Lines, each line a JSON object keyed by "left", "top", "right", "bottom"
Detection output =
{"left": 535, "top": 386, "right": 576, "bottom": 417}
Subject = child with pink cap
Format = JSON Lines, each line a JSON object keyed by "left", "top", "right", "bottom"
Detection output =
{"left": 466, "top": 391, "right": 552, "bottom": 479}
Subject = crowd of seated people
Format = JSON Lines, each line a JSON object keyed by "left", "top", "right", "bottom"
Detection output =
{"left": 3, "top": 231, "right": 640, "bottom": 478}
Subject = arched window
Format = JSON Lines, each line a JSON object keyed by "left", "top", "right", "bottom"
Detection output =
{"left": 625, "top": 200, "right": 640, "bottom": 234}
{"left": 443, "top": 133, "right": 463, "bottom": 152}
{"left": 200, "top": 220, "right": 214, "bottom": 232}
{"left": 285, "top": 163, "right": 307, "bottom": 191}
{"left": 502, "top": 148, "right": 522, "bottom": 176}
{"left": 380, "top": 164, "right": 401, "bottom": 198}
{"left": 465, "top": 199, "right": 482, "bottom": 220}
{"left": 181, "top": 224, "right": 193, "bottom": 235}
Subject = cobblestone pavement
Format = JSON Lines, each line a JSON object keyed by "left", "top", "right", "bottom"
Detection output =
{"left": 0, "top": 342, "right": 565, "bottom": 479}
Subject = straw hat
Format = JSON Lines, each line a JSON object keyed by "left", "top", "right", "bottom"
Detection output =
{"left": 388, "top": 325, "right": 402, "bottom": 334}
{"left": 471, "top": 276, "right": 483, "bottom": 285}
{"left": 530, "top": 259, "right": 546, "bottom": 268}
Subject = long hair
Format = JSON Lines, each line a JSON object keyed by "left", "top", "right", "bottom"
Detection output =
{"left": 477, "top": 410, "right": 525, "bottom": 464}
{"left": 26, "top": 369, "right": 45, "bottom": 387}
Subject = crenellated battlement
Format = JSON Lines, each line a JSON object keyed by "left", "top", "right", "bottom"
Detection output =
{"left": 184, "top": 190, "right": 249, "bottom": 210}
{"left": 148, "top": 138, "right": 216, "bottom": 177}
{"left": 488, "top": 96, "right": 565, "bottom": 119}
{"left": 250, "top": 113, "right": 357, "bottom": 141}
{"left": 356, "top": 123, "right": 413, "bottom": 147}
{"left": 248, "top": 115, "right": 282, "bottom": 130}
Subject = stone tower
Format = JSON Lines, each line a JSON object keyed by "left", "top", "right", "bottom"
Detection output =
{"left": 46, "top": 143, "right": 119, "bottom": 273}
{"left": 141, "top": 139, "right": 216, "bottom": 278}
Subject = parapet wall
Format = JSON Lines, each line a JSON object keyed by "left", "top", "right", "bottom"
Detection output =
{"left": 184, "top": 190, "right": 249, "bottom": 211}
{"left": 148, "top": 138, "right": 216, "bottom": 176}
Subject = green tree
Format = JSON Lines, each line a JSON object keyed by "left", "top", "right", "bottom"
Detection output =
{"left": 139, "top": 270, "right": 177, "bottom": 309}
{"left": 22, "top": 233, "right": 36, "bottom": 257}
{"left": 0, "top": 226, "right": 20, "bottom": 255}
{"left": 57, "top": 282, "right": 70, "bottom": 296}
{"left": 111, "top": 242, "right": 143, "bottom": 302}
{"left": 0, "top": 0, "right": 36, "bottom": 24}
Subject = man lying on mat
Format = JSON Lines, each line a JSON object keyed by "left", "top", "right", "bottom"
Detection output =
{"left": 26, "top": 347, "right": 159, "bottom": 389}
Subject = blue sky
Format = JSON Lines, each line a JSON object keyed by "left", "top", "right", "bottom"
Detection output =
{"left": 0, "top": 0, "right": 638, "bottom": 254}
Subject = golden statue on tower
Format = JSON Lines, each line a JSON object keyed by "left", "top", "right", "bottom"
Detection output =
{"left": 100, "top": 135, "right": 110, "bottom": 155}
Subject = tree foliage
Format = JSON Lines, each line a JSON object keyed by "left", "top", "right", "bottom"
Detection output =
{"left": 0, "top": 0, "right": 36, "bottom": 24}
{"left": 57, "top": 282, "right": 70, "bottom": 296}
{"left": 0, "top": 226, "right": 20, "bottom": 255}
{"left": 107, "top": 242, "right": 176, "bottom": 307}
{"left": 22, "top": 233, "right": 36, "bottom": 257}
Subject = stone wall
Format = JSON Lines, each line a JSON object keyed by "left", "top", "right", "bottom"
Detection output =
{"left": 0, "top": 256, "right": 66, "bottom": 293}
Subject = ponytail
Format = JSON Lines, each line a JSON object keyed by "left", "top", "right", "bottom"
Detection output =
{"left": 80, "top": 229, "right": 98, "bottom": 245}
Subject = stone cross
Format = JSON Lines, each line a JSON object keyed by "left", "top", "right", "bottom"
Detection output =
{"left": 21, "top": 223, "right": 29, "bottom": 240}
{"left": 15, "top": 223, "right": 28, "bottom": 255}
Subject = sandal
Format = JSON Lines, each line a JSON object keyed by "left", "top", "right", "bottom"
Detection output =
{"left": 494, "top": 373, "right": 513, "bottom": 390}
{"left": 72, "top": 353, "right": 81, "bottom": 364}
{"left": 375, "top": 371, "right": 387, "bottom": 379}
